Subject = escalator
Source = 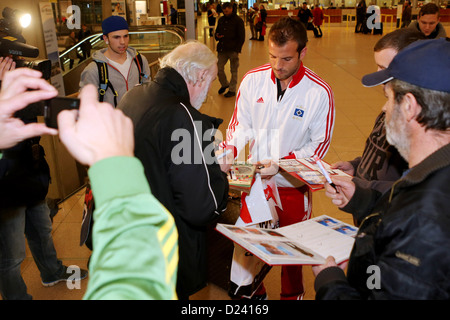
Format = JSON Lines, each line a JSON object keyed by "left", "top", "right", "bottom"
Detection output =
{"left": 60, "top": 25, "right": 185, "bottom": 95}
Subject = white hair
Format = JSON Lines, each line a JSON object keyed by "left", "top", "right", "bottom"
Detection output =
{"left": 159, "top": 40, "right": 217, "bottom": 85}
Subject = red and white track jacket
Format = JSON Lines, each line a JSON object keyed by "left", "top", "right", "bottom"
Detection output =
{"left": 223, "top": 62, "right": 335, "bottom": 188}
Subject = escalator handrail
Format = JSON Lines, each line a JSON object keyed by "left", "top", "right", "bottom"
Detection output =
{"left": 60, "top": 26, "right": 185, "bottom": 59}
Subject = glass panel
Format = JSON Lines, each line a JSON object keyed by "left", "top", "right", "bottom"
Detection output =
{"left": 59, "top": 28, "right": 184, "bottom": 77}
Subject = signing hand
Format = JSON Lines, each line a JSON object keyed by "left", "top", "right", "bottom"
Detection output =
{"left": 255, "top": 159, "right": 279, "bottom": 179}
{"left": 215, "top": 147, "right": 235, "bottom": 173}
{"left": 324, "top": 175, "right": 355, "bottom": 208}
{"left": 330, "top": 160, "right": 355, "bottom": 176}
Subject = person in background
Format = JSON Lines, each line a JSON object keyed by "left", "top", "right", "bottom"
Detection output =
{"left": 401, "top": 0, "right": 412, "bottom": 28}
{"left": 355, "top": 0, "right": 367, "bottom": 33}
{"left": 256, "top": 4, "right": 268, "bottom": 41}
{"left": 297, "top": 2, "right": 313, "bottom": 29}
{"left": 169, "top": 4, "right": 178, "bottom": 25}
{"left": 408, "top": 3, "right": 447, "bottom": 39}
{"left": 312, "top": 5, "right": 324, "bottom": 37}
{"left": 207, "top": 3, "right": 218, "bottom": 36}
{"left": 330, "top": 28, "right": 425, "bottom": 224}
{"left": 79, "top": 15, "right": 150, "bottom": 107}
{"left": 65, "top": 31, "right": 82, "bottom": 69}
{"left": 78, "top": 24, "right": 92, "bottom": 61}
{"left": 215, "top": 2, "right": 245, "bottom": 98}
{"left": 248, "top": 3, "right": 258, "bottom": 40}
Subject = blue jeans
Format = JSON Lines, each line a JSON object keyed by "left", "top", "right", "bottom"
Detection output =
{"left": 0, "top": 201, "right": 64, "bottom": 300}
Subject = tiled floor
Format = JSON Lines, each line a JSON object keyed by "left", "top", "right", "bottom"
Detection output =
{"left": 9, "top": 14, "right": 449, "bottom": 300}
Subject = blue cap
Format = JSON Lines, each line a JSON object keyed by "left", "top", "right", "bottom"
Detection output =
{"left": 362, "top": 38, "right": 450, "bottom": 93}
{"left": 102, "top": 15, "right": 129, "bottom": 35}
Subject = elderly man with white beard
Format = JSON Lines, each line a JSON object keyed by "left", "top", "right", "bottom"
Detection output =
{"left": 314, "top": 38, "right": 450, "bottom": 300}
{"left": 118, "top": 41, "right": 229, "bottom": 300}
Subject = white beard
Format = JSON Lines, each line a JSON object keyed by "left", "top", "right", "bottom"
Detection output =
{"left": 191, "top": 88, "right": 209, "bottom": 110}
{"left": 385, "top": 105, "right": 411, "bottom": 162}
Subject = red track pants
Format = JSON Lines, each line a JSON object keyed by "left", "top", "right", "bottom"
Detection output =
{"left": 256, "top": 185, "right": 312, "bottom": 300}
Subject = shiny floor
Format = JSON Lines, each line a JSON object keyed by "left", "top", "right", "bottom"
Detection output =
{"left": 12, "top": 14, "right": 450, "bottom": 300}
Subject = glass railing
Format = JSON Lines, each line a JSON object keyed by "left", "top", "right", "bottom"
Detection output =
{"left": 59, "top": 25, "right": 185, "bottom": 77}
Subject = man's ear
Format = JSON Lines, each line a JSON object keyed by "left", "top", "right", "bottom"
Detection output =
{"left": 195, "top": 69, "right": 209, "bottom": 87}
{"left": 103, "top": 34, "right": 109, "bottom": 44}
{"left": 300, "top": 47, "right": 308, "bottom": 61}
{"left": 402, "top": 92, "right": 421, "bottom": 122}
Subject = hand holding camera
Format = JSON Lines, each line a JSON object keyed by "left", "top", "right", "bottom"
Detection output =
{"left": 0, "top": 68, "right": 58, "bottom": 149}
{"left": 57, "top": 84, "right": 134, "bottom": 166}
{"left": 0, "top": 56, "right": 15, "bottom": 81}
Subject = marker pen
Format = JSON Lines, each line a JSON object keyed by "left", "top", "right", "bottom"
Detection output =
{"left": 314, "top": 156, "right": 339, "bottom": 192}
{"left": 216, "top": 149, "right": 232, "bottom": 160}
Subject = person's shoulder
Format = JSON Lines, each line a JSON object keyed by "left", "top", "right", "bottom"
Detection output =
{"left": 81, "top": 58, "right": 102, "bottom": 77}
{"left": 129, "top": 92, "right": 191, "bottom": 130}
{"left": 437, "top": 22, "right": 448, "bottom": 37}
{"left": 242, "top": 64, "right": 272, "bottom": 81}
{"left": 303, "top": 66, "right": 334, "bottom": 95}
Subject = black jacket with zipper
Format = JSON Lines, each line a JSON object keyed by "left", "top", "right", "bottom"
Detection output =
{"left": 118, "top": 67, "right": 229, "bottom": 298}
{"left": 215, "top": 12, "right": 245, "bottom": 53}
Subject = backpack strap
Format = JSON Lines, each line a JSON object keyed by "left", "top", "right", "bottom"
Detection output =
{"left": 134, "top": 51, "right": 149, "bottom": 84}
{"left": 94, "top": 60, "right": 118, "bottom": 107}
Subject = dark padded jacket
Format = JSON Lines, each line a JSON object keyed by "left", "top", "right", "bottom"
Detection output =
{"left": 215, "top": 12, "right": 245, "bottom": 53}
{"left": 118, "top": 67, "right": 229, "bottom": 297}
{"left": 315, "top": 143, "right": 450, "bottom": 299}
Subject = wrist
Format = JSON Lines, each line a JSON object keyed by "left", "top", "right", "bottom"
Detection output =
{"left": 314, "top": 266, "right": 346, "bottom": 292}
{"left": 90, "top": 150, "right": 134, "bottom": 167}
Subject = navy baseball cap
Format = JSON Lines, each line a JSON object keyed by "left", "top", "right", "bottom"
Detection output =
{"left": 102, "top": 15, "right": 129, "bottom": 35}
{"left": 362, "top": 38, "right": 450, "bottom": 93}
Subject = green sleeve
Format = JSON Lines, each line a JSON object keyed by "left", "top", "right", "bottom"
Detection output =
{"left": 83, "top": 156, "right": 178, "bottom": 300}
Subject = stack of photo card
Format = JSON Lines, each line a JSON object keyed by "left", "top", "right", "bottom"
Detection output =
{"left": 278, "top": 158, "right": 351, "bottom": 191}
{"left": 216, "top": 215, "right": 358, "bottom": 265}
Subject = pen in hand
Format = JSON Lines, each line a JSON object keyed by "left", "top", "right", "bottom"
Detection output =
{"left": 216, "top": 149, "right": 232, "bottom": 160}
{"left": 314, "top": 156, "right": 339, "bottom": 193}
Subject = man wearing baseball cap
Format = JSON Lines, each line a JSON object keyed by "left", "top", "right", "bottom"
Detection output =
{"left": 314, "top": 38, "right": 450, "bottom": 299}
{"left": 79, "top": 15, "right": 150, "bottom": 107}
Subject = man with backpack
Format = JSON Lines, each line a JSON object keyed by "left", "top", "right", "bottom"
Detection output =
{"left": 79, "top": 15, "right": 150, "bottom": 107}
{"left": 78, "top": 15, "right": 150, "bottom": 253}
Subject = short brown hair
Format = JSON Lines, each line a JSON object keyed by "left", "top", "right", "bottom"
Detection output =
{"left": 374, "top": 28, "right": 425, "bottom": 52}
{"left": 268, "top": 17, "right": 308, "bottom": 53}
{"left": 419, "top": 3, "right": 440, "bottom": 17}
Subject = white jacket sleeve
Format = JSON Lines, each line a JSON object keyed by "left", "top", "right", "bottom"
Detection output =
{"left": 222, "top": 79, "right": 255, "bottom": 158}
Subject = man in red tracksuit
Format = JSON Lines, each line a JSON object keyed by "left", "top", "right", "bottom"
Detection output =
{"left": 222, "top": 17, "right": 335, "bottom": 300}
